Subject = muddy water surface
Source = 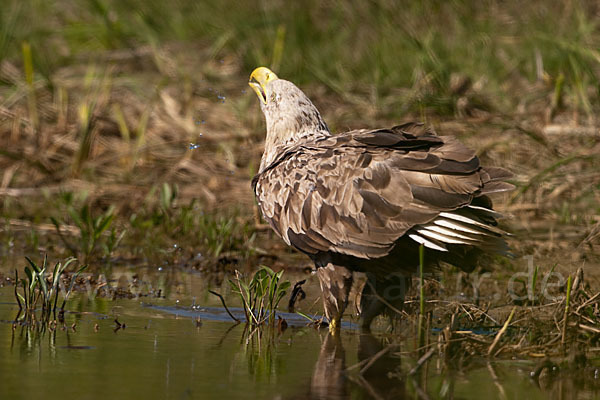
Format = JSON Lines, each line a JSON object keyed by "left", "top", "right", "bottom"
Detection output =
{"left": 0, "top": 265, "right": 598, "bottom": 399}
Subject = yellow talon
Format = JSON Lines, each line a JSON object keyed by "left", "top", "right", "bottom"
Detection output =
{"left": 328, "top": 317, "right": 340, "bottom": 334}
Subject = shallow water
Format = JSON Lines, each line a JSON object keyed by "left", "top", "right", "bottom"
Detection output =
{"left": 0, "top": 267, "right": 599, "bottom": 399}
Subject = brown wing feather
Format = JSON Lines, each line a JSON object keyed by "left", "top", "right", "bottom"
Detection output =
{"left": 253, "top": 124, "right": 511, "bottom": 259}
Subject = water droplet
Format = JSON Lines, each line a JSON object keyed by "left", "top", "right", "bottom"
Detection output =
{"left": 173, "top": 244, "right": 178, "bottom": 248}
{"left": 158, "top": 267, "right": 163, "bottom": 271}
{"left": 189, "top": 143, "right": 200, "bottom": 150}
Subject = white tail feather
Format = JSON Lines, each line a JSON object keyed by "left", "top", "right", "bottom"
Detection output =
{"left": 408, "top": 207, "right": 509, "bottom": 253}
{"left": 420, "top": 224, "right": 482, "bottom": 241}
{"left": 439, "top": 211, "right": 492, "bottom": 229}
{"left": 408, "top": 234, "right": 448, "bottom": 252}
{"left": 416, "top": 228, "right": 472, "bottom": 245}
{"left": 434, "top": 219, "right": 488, "bottom": 235}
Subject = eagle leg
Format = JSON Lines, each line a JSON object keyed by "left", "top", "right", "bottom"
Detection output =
{"left": 316, "top": 263, "right": 353, "bottom": 333}
{"left": 358, "top": 273, "right": 411, "bottom": 331}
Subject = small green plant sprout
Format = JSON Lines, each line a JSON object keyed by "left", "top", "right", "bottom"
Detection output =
{"left": 14, "top": 255, "right": 87, "bottom": 325}
{"left": 229, "top": 266, "right": 290, "bottom": 326}
{"left": 199, "top": 215, "right": 237, "bottom": 258}
{"left": 160, "top": 182, "right": 178, "bottom": 213}
{"left": 51, "top": 196, "right": 123, "bottom": 261}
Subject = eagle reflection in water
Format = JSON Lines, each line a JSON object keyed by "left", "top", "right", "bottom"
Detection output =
{"left": 302, "top": 333, "right": 405, "bottom": 400}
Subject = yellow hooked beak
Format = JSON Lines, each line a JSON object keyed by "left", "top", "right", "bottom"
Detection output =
{"left": 248, "top": 67, "right": 278, "bottom": 104}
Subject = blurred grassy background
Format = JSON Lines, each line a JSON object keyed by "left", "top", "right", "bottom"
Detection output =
{"left": 0, "top": 0, "right": 600, "bottom": 116}
{"left": 0, "top": 0, "right": 599, "bottom": 267}
{"left": 3, "top": 0, "right": 600, "bottom": 114}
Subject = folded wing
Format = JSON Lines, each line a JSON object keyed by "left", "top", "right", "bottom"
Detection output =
{"left": 253, "top": 123, "right": 513, "bottom": 259}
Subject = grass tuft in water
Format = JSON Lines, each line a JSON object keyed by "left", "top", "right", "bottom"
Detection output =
{"left": 50, "top": 193, "right": 123, "bottom": 262}
{"left": 14, "top": 255, "right": 87, "bottom": 326}
{"left": 229, "top": 265, "right": 290, "bottom": 326}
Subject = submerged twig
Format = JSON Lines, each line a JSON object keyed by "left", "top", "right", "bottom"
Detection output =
{"left": 408, "top": 346, "right": 436, "bottom": 376}
{"left": 360, "top": 345, "right": 393, "bottom": 375}
{"left": 14, "top": 269, "right": 22, "bottom": 311}
{"left": 208, "top": 289, "right": 240, "bottom": 322}
{"left": 488, "top": 307, "right": 516, "bottom": 357}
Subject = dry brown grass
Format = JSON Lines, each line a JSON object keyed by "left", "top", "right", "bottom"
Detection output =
{"left": 0, "top": 39, "right": 598, "bottom": 270}
{"left": 1, "top": 44, "right": 261, "bottom": 211}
